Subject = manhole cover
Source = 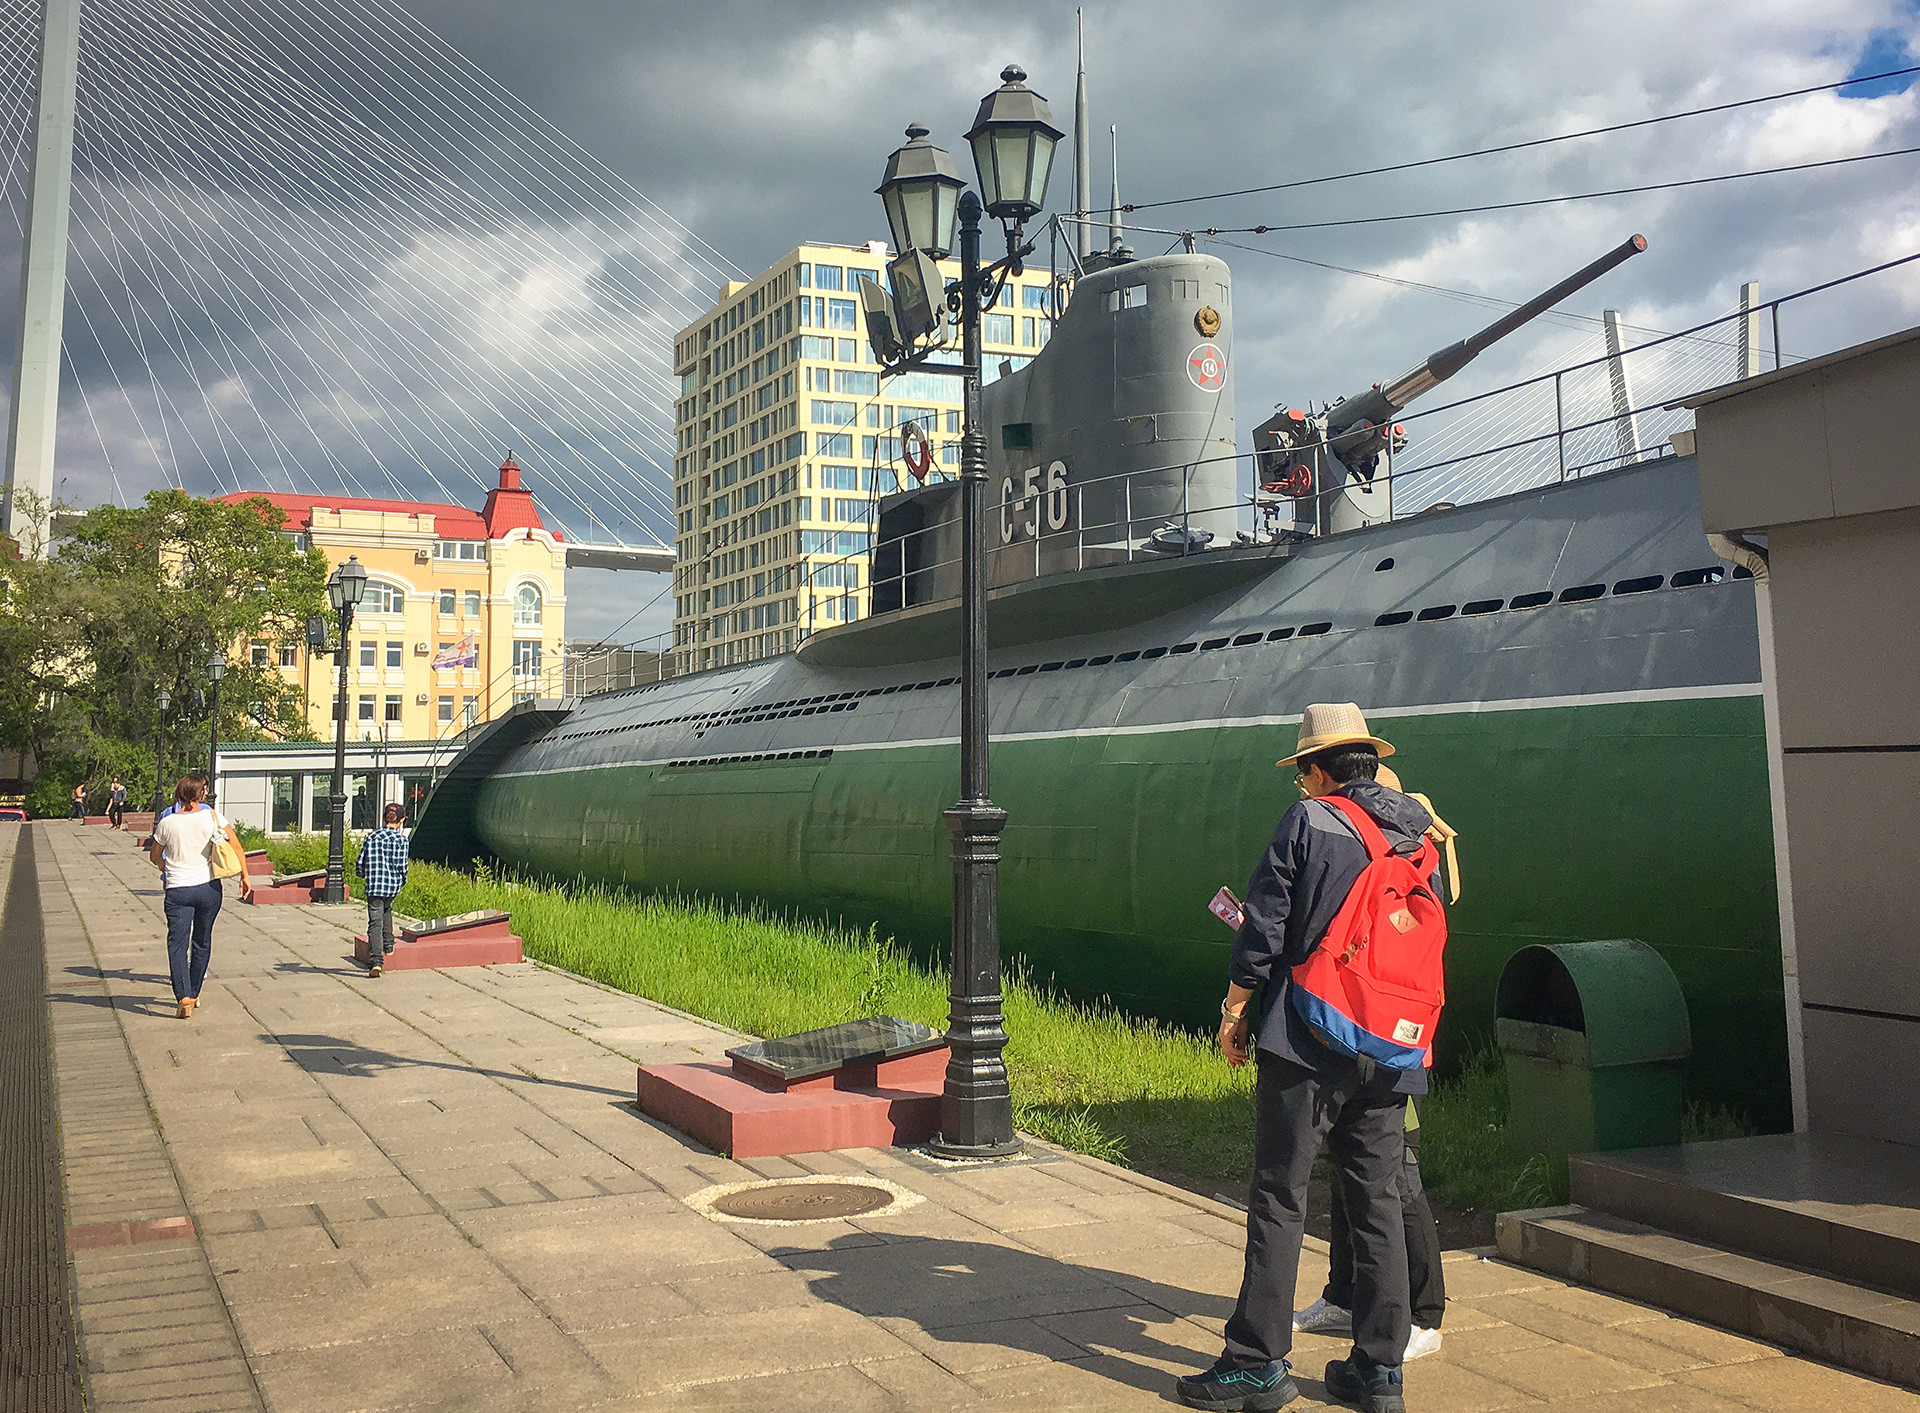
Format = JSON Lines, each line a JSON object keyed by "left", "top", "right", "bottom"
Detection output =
{"left": 710, "top": 1180, "right": 897, "bottom": 1222}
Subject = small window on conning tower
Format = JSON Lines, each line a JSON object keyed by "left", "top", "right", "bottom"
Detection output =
{"left": 1509, "top": 591, "right": 1552, "bottom": 609}
{"left": 1375, "top": 611, "right": 1412, "bottom": 627}
{"left": 1559, "top": 584, "right": 1605, "bottom": 603}
{"left": 1375, "top": 558, "right": 1395, "bottom": 572}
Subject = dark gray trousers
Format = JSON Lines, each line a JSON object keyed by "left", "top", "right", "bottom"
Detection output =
{"left": 367, "top": 895, "right": 396, "bottom": 960}
{"left": 1223, "top": 1054, "right": 1410, "bottom": 1371}
{"left": 1326, "top": 1120, "right": 1446, "bottom": 1328}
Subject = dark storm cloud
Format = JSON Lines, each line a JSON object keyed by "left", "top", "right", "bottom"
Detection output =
{"left": 7, "top": 0, "right": 1918, "bottom": 639}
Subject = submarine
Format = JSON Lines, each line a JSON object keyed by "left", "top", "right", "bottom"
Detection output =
{"left": 415, "top": 237, "right": 1784, "bottom": 1125}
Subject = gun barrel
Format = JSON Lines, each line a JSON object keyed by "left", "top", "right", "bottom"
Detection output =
{"left": 1332, "top": 233, "right": 1648, "bottom": 432}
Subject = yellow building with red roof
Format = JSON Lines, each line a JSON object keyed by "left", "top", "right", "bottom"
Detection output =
{"left": 216, "top": 457, "right": 566, "bottom": 744}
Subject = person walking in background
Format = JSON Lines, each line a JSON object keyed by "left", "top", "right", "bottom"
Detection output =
{"left": 68, "top": 782, "right": 87, "bottom": 819}
{"left": 148, "top": 776, "right": 251, "bottom": 1018}
{"left": 1178, "top": 704, "right": 1446, "bottom": 1413}
{"left": 356, "top": 803, "right": 410, "bottom": 978}
{"left": 108, "top": 777, "right": 127, "bottom": 829}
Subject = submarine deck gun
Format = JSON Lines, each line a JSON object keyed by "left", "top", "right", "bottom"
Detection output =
{"left": 1255, "top": 234, "right": 1647, "bottom": 535}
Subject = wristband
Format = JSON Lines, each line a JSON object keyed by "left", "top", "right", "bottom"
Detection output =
{"left": 1221, "top": 998, "right": 1246, "bottom": 1021}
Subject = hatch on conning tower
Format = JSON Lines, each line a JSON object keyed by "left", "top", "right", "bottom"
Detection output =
{"left": 870, "top": 252, "right": 1239, "bottom": 616}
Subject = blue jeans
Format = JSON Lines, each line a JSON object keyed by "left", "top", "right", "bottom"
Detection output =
{"left": 164, "top": 881, "right": 223, "bottom": 1000}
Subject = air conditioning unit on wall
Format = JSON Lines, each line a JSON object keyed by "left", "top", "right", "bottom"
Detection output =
{"left": 415, "top": 693, "right": 429, "bottom": 705}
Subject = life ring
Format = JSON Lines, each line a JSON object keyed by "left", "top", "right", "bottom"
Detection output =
{"left": 901, "top": 420, "right": 934, "bottom": 482}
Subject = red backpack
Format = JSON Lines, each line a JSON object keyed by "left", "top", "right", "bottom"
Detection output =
{"left": 1289, "top": 795, "right": 1448, "bottom": 1070}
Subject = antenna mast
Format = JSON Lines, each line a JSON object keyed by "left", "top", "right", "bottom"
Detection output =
{"left": 1108, "top": 125, "right": 1123, "bottom": 253}
{"left": 1073, "top": 11, "right": 1091, "bottom": 260}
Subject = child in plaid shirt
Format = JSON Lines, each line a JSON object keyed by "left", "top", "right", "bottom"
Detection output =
{"left": 356, "top": 803, "right": 411, "bottom": 977}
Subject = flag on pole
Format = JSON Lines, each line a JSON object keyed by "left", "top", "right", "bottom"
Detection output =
{"left": 432, "top": 635, "right": 477, "bottom": 671}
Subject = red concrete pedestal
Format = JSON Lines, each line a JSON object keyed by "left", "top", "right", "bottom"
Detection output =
{"left": 353, "top": 911, "right": 523, "bottom": 970}
{"left": 637, "top": 1044, "right": 948, "bottom": 1159}
{"left": 246, "top": 876, "right": 325, "bottom": 905}
{"left": 244, "top": 850, "right": 274, "bottom": 877}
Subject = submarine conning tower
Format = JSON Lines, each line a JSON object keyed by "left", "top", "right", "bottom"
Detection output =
{"left": 871, "top": 252, "right": 1238, "bottom": 614}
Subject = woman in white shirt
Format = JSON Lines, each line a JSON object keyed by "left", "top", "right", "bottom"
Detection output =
{"left": 148, "top": 776, "right": 251, "bottom": 1018}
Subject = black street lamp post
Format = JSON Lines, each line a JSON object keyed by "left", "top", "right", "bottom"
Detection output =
{"left": 875, "top": 66, "right": 1061, "bottom": 1160}
{"left": 323, "top": 556, "right": 367, "bottom": 905}
{"left": 206, "top": 654, "right": 226, "bottom": 807}
{"left": 153, "top": 687, "right": 170, "bottom": 814}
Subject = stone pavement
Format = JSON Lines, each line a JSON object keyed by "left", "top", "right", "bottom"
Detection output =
{"left": 21, "top": 818, "right": 1920, "bottom": 1413}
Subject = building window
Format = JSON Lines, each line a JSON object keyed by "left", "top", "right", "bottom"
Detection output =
{"left": 1022, "top": 284, "right": 1050, "bottom": 310}
{"left": 461, "top": 695, "right": 477, "bottom": 727}
{"left": 463, "top": 590, "right": 481, "bottom": 616}
{"left": 984, "top": 312, "right": 1014, "bottom": 344}
{"left": 437, "top": 695, "right": 453, "bottom": 724}
{"left": 270, "top": 775, "right": 299, "bottom": 833}
{"left": 435, "top": 540, "right": 487, "bottom": 561}
{"left": 279, "top": 643, "right": 298, "bottom": 667}
{"left": 357, "top": 695, "right": 375, "bottom": 721}
{"left": 827, "top": 298, "right": 857, "bottom": 330}
{"left": 512, "top": 640, "right": 542, "bottom": 677}
{"left": 439, "top": 588, "right": 455, "bottom": 614}
{"left": 815, "top": 433, "right": 852, "bottom": 458}
{"left": 386, "top": 641, "right": 403, "bottom": 669}
{"left": 513, "top": 584, "right": 542, "bottom": 627}
{"left": 250, "top": 640, "right": 269, "bottom": 667}
{"left": 815, "top": 264, "right": 842, "bottom": 290}
{"left": 358, "top": 641, "right": 375, "bottom": 669}
{"left": 364, "top": 581, "right": 404, "bottom": 614}
{"left": 384, "top": 695, "right": 403, "bottom": 723}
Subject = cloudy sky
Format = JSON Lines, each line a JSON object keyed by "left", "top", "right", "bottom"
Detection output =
{"left": 5, "top": 0, "right": 1918, "bottom": 644}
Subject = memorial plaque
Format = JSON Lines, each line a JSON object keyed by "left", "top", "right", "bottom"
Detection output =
{"left": 404, "top": 909, "right": 511, "bottom": 938}
{"left": 727, "top": 1016, "right": 943, "bottom": 1084}
{"left": 273, "top": 868, "right": 327, "bottom": 887}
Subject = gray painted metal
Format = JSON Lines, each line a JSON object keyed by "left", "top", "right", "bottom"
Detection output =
{"left": 1603, "top": 310, "right": 1641, "bottom": 463}
{"left": 2, "top": 0, "right": 80, "bottom": 553}
{"left": 563, "top": 542, "right": 675, "bottom": 573}
{"left": 482, "top": 459, "right": 1758, "bottom": 785}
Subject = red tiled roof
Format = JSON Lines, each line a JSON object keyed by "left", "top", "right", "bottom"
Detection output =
{"left": 215, "top": 459, "right": 559, "bottom": 541}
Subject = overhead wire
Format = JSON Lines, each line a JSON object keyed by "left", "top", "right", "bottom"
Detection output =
{"left": 1118, "top": 63, "right": 1920, "bottom": 214}
{"left": 1128, "top": 145, "right": 1920, "bottom": 234}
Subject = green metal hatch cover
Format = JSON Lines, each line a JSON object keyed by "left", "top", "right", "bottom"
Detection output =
{"left": 710, "top": 1180, "right": 897, "bottom": 1221}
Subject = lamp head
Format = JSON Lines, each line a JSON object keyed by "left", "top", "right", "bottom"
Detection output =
{"left": 964, "top": 65, "right": 1063, "bottom": 223}
{"left": 156, "top": 686, "right": 171, "bottom": 712}
{"left": 334, "top": 554, "right": 368, "bottom": 609}
{"left": 206, "top": 653, "right": 225, "bottom": 682}
{"left": 876, "top": 123, "right": 966, "bottom": 260}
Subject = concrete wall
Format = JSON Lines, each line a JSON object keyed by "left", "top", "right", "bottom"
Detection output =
{"left": 1691, "top": 327, "right": 1920, "bottom": 1146}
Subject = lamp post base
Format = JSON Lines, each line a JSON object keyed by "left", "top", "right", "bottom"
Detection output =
{"left": 925, "top": 1133, "right": 1024, "bottom": 1162}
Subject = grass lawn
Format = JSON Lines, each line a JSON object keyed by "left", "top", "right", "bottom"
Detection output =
{"left": 257, "top": 832, "right": 1747, "bottom": 1219}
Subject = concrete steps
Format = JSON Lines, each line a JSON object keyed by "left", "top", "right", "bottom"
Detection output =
{"left": 1499, "top": 1134, "right": 1920, "bottom": 1389}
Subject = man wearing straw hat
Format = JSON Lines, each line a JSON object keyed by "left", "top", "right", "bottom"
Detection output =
{"left": 1179, "top": 704, "right": 1439, "bottom": 1413}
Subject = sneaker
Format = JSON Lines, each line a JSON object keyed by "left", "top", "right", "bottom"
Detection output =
{"left": 1324, "top": 1356, "right": 1405, "bottom": 1413}
{"left": 1176, "top": 1359, "right": 1298, "bottom": 1412}
{"left": 1403, "top": 1326, "right": 1442, "bottom": 1362}
{"left": 1293, "top": 1297, "right": 1353, "bottom": 1336}
{"left": 370, "top": 963, "right": 383, "bottom": 978}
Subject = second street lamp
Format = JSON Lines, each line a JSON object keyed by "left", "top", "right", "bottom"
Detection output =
{"left": 206, "top": 653, "right": 226, "bottom": 808}
{"left": 323, "top": 555, "right": 367, "bottom": 905}
{"left": 874, "top": 64, "right": 1061, "bottom": 1160}
{"left": 153, "top": 686, "right": 171, "bottom": 815}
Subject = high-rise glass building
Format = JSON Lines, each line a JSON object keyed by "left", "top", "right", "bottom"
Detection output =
{"left": 670, "top": 241, "right": 1055, "bottom": 675}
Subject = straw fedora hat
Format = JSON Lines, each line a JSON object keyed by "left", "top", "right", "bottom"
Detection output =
{"left": 1276, "top": 702, "right": 1395, "bottom": 767}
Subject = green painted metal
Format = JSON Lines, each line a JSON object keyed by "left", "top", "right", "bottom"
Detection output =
{"left": 1497, "top": 939, "right": 1694, "bottom": 1161}
{"left": 476, "top": 691, "right": 1788, "bottom": 1128}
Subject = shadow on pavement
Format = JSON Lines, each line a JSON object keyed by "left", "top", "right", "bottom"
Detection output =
{"left": 776, "top": 1233, "right": 1255, "bottom": 1403}
{"left": 269, "top": 1030, "right": 636, "bottom": 1101}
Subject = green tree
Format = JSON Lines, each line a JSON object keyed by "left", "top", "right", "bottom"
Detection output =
{"left": 1, "top": 488, "right": 328, "bottom": 812}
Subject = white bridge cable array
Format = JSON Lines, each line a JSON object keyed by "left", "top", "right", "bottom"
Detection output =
{"left": 0, "top": 0, "right": 747, "bottom": 543}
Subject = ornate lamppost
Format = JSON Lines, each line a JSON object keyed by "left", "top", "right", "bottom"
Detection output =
{"left": 874, "top": 67, "right": 1062, "bottom": 1158}
{"left": 152, "top": 686, "right": 171, "bottom": 815}
{"left": 323, "top": 555, "right": 366, "bottom": 904}
{"left": 205, "top": 653, "right": 226, "bottom": 807}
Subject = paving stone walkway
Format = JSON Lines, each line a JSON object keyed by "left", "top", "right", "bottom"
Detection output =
{"left": 20, "top": 819, "right": 1920, "bottom": 1412}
